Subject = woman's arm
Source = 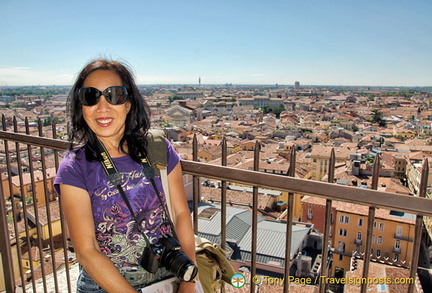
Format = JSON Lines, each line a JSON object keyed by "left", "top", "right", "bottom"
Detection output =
{"left": 167, "top": 162, "right": 197, "bottom": 292}
{"left": 59, "top": 184, "right": 138, "bottom": 293}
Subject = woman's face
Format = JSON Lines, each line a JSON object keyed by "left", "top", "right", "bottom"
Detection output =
{"left": 81, "top": 69, "right": 131, "bottom": 143}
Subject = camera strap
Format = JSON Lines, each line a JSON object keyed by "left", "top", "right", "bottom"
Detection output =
{"left": 94, "top": 139, "right": 177, "bottom": 244}
{"left": 137, "top": 151, "right": 178, "bottom": 240}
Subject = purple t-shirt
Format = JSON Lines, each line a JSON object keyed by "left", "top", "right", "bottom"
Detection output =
{"left": 54, "top": 139, "right": 180, "bottom": 268}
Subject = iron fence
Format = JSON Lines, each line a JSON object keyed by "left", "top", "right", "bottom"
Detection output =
{"left": 1, "top": 115, "right": 431, "bottom": 292}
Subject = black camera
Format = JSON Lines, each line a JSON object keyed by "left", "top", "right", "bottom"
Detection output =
{"left": 140, "top": 236, "right": 198, "bottom": 282}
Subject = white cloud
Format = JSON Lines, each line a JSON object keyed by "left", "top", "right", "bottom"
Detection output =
{"left": 0, "top": 67, "right": 76, "bottom": 86}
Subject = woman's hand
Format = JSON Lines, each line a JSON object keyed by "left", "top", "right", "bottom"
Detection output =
{"left": 168, "top": 163, "right": 198, "bottom": 293}
{"left": 178, "top": 281, "right": 196, "bottom": 293}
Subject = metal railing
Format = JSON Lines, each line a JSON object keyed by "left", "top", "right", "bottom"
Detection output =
{"left": 1, "top": 115, "right": 432, "bottom": 293}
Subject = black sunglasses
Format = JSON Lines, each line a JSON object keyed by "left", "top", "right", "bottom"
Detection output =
{"left": 78, "top": 86, "right": 129, "bottom": 106}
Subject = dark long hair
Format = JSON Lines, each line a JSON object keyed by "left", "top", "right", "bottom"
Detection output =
{"left": 67, "top": 58, "right": 151, "bottom": 162}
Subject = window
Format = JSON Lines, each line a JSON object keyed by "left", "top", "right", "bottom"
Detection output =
{"left": 373, "top": 221, "right": 377, "bottom": 229}
{"left": 329, "top": 226, "right": 333, "bottom": 237}
{"left": 394, "top": 254, "right": 399, "bottom": 261}
{"left": 377, "top": 250, "right": 381, "bottom": 257}
{"left": 378, "top": 236, "right": 383, "bottom": 245}
{"left": 357, "top": 232, "right": 362, "bottom": 240}
{"left": 339, "top": 215, "right": 350, "bottom": 224}
{"left": 372, "top": 235, "right": 375, "bottom": 243}
{"left": 307, "top": 208, "right": 313, "bottom": 220}
{"left": 339, "top": 228, "right": 347, "bottom": 237}
{"left": 379, "top": 222, "right": 385, "bottom": 231}
{"left": 358, "top": 218, "right": 363, "bottom": 227}
{"left": 338, "top": 241, "right": 346, "bottom": 252}
{"left": 395, "top": 240, "right": 401, "bottom": 249}
{"left": 396, "top": 226, "right": 403, "bottom": 237}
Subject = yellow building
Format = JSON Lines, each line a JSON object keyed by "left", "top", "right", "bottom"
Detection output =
{"left": 393, "top": 126, "right": 417, "bottom": 139}
{"left": 310, "top": 145, "right": 351, "bottom": 181}
{"left": 331, "top": 203, "right": 415, "bottom": 277}
{"left": 276, "top": 142, "right": 296, "bottom": 154}
{"left": 393, "top": 153, "right": 408, "bottom": 179}
{"left": 226, "top": 142, "right": 242, "bottom": 155}
{"left": 22, "top": 246, "right": 42, "bottom": 271}
{"left": 406, "top": 156, "right": 432, "bottom": 196}
{"left": 208, "top": 134, "right": 223, "bottom": 140}
{"left": 241, "top": 140, "right": 259, "bottom": 151}
{"left": 197, "top": 145, "right": 221, "bottom": 162}
{"left": 2, "top": 168, "right": 57, "bottom": 207}
{"left": 23, "top": 201, "right": 64, "bottom": 241}
{"left": 405, "top": 155, "right": 432, "bottom": 244}
{"left": 0, "top": 200, "right": 64, "bottom": 291}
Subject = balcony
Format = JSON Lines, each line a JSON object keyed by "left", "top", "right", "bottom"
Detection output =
{"left": 1, "top": 116, "right": 432, "bottom": 292}
{"left": 395, "top": 233, "right": 414, "bottom": 242}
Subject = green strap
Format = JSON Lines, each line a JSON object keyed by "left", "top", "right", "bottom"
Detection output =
{"left": 146, "top": 129, "right": 168, "bottom": 176}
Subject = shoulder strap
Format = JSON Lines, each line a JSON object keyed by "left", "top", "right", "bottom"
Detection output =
{"left": 146, "top": 129, "right": 168, "bottom": 176}
{"left": 146, "top": 129, "right": 174, "bottom": 222}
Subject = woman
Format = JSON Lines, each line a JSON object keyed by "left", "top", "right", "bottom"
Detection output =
{"left": 54, "top": 59, "right": 196, "bottom": 292}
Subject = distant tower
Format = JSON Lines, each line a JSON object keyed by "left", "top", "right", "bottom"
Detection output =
{"left": 294, "top": 81, "right": 300, "bottom": 90}
{"left": 199, "top": 77, "right": 201, "bottom": 87}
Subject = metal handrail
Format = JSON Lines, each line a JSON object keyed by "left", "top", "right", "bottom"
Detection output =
{"left": 181, "top": 160, "right": 432, "bottom": 217}
{"left": 1, "top": 125, "right": 430, "bottom": 293}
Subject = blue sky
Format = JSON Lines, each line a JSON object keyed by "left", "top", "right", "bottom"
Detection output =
{"left": 0, "top": 0, "right": 431, "bottom": 86}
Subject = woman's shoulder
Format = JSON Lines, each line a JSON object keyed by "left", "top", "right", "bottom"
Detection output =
{"left": 54, "top": 147, "right": 95, "bottom": 194}
{"left": 63, "top": 146, "right": 86, "bottom": 161}
{"left": 59, "top": 146, "right": 93, "bottom": 169}
{"left": 164, "top": 139, "right": 181, "bottom": 172}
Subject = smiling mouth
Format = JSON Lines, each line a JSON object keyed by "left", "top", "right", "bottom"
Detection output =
{"left": 96, "top": 118, "right": 113, "bottom": 124}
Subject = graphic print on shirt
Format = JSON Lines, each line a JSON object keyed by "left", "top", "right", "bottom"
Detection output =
{"left": 91, "top": 170, "right": 171, "bottom": 267}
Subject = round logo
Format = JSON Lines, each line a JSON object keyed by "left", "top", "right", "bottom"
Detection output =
{"left": 231, "top": 273, "right": 246, "bottom": 288}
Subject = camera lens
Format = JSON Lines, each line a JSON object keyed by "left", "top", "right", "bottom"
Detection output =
{"left": 168, "top": 251, "right": 198, "bottom": 282}
{"left": 181, "top": 263, "right": 198, "bottom": 282}
{"left": 158, "top": 237, "right": 198, "bottom": 282}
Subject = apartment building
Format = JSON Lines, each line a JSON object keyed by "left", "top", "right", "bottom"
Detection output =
{"left": 392, "top": 153, "right": 408, "bottom": 179}
{"left": 2, "top": 168, "right": 57, "bottom": 208}
{"left": 301, "top": 196, "right": 415, "bottom": 277}
{"left": 406, "top": 153, "right": 432, "bottom": 196}
{"left": 392, "top": 125, "right": 417, "bottom": 139}
{"left": 176, "top": 91, "right": 204, "bottom": 100}
{"left": 237, "top": 96, "right": 283, "bottom": 108}
{"left": 405, "top": 152, "right": 432, "bottom": 242}
{"left": 164, "top": 105, "right": 195, "bottom": 127}
{"left": 310, "top": 145, "right": 352, "bottom": 181}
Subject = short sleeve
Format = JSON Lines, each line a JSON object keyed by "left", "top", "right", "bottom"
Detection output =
{"left": 166, "top": 139, "right": 181, "bottom": 174}
{"left": 53, "top": 150, "right": 87, "bottom": 196}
